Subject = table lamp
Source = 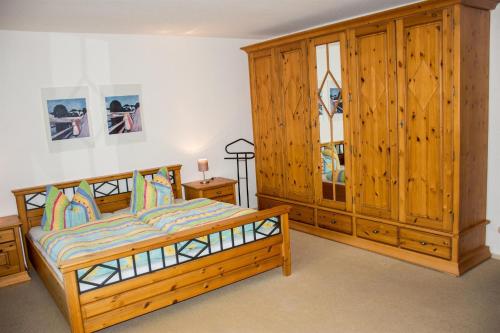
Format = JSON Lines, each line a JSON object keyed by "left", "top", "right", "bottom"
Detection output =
{"left": 197, "top": 158, "right": 210, "bottom": 184}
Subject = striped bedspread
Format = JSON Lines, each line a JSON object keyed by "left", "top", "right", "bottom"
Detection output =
{"left": 137, "top": 198, "right": 256, "bottom": 233}
{"left": 38, "top": 214, "right": 164, "bottom": 264}
{"left": 38, "top": 199, "right": 258, "bottom": 267}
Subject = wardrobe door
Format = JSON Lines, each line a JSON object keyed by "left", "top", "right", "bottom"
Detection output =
{"left": 397, "top": 10, "right": 454, "bottom": 231}
{"left": 276, "top": 41, "right": 314, "bottom": 203}
{"left": 249, "top": 49, "right": 285, "bottom": 198}
{"left": 349, "top": 22, "right": 399, "bottom": 220}
{"left": 308, "top": 33, "right": 352, "bottom": 211}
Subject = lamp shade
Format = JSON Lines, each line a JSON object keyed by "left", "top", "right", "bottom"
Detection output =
{"left": 197, "top": 159, "right": 209, "bottom": 172}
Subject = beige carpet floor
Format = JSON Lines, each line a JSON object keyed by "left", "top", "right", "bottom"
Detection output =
{"left": 1, "top": 230, "right": 500, "bottom": 333}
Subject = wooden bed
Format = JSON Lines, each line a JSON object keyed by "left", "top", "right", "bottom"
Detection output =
{"left": 12, "top": 165, "right": 291, "bottom": 333}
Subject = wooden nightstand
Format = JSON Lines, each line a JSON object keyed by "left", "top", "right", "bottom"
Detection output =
{"left": 0, "top": 215, "right": 30, "bottom": 287}
{"left": 183, "top": 177, "right": 237, "bottom": 204}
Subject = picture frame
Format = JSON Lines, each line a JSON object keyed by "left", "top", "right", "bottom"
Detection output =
{"left": 100, "top": 84, "right": 143, "bottom": 136}
{"left": 41, "top": 86, "right": 92, "bottom": 143}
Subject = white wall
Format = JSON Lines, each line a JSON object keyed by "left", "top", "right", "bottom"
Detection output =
{"left": 487, "top": 7, "right": 500, "bottom": 256}
{"left": 0, "top": 31, "right": 259, "bottom": 214}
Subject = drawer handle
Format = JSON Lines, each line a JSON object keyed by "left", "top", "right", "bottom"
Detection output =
{"left": 420, "top": 241, "right": 427, "bottom": 246}
{"left": 372, "top": 230, "right": 379, "bottom": 234}
{"left": 331, "top": 219, "right": 337, "bottom": 224}
{"left": 216, "top": 191, "right": 222, "bottom": 195}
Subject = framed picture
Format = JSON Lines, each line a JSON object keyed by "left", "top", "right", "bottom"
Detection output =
{"left": 41, "top": 86, "right": 91, "bottom": 142}
{"left": 101, "top": 85, "right": 143, "bottom": 135}
{"left": 330, "top": 88, "right": 343, "bottom": 114}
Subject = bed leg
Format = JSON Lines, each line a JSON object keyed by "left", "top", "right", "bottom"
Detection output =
{"left": 63, "top": 271, "right": 85, "bottom": 333}
{"left": 280, "top": 213, "right": 291, "bottom": 276}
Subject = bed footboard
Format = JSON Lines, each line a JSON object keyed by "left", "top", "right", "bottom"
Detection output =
{"left": 58, "top": 206, "right": 291, "bottom": 333}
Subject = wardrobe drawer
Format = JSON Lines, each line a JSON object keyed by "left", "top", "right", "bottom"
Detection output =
{"left": 0, "top": 229, "right": 14, "bottom": 243}
{"left": 258, "top": 197, "right": 281, "bottom": 210}
{"left": 258, "top": 197, "right": 314, "bottom": 225}
{"left": 399, "top": 229, "right": 451, "bottom": 260}
{"left": 356, "top": 219, "right": 398, "bottom": 246}
{"left": 289, "top": 205, "right": 314, "bottom": 225}
{"left": 317, "top": 210, "right": 352, "bottom": 234}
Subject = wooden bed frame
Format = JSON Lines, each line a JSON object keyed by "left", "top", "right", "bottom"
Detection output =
{"left": 11, "top": 165, "right": 291, "bottom": 332}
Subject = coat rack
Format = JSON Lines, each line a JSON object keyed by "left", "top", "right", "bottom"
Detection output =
{"left": 224, "top": 138, "right": 255, "bottom": 208}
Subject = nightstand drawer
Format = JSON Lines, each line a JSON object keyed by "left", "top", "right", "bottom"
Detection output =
{"left": 217, "top": 195, "right": 236, "bottom": 204}
{"left": 0, "top": 241, "right": 20, "bottom": 277}
{"left": 204, "top": 186, "right": 233, "bottom": 198}
{"left": 0, "top": 229, "right": 14, "bottom": 243}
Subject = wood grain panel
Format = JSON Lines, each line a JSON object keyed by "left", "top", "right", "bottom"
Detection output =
{"left": 458, "top": 6, "right": 490, "bottom": 231}
{"left": 350, "top": 23, "right": 398, "bottom": 220}
{"left": 27, "top": 237, "right": 68, "bottom": 319}
{"left": 0, "top": 242, "right": 19, "bottom": 277}
{"left": 317, "top": 210, "right": 352, "bottom": 234}
{"left": 397, "top": 11, "right": 454, "bottom": 231}
{"left": 249, "top": 50, "right": 284, "bottom": 197}
{"left": 356, "top": 218, "right": 398, "bottom": 246}
{"left": 400, "top": 228, "right": 451, "bottom": 259}
{"left": 258, "top": 197, "right": 313, "bottom": 225}
{"left": 84, "top": 256, "right": 282, "bottom": 332}
{"left": 276, "top": 42, "right": 314, "bottom": 203}
{"left": 458, "top": 222, "right": 488, "bottom": 257}
{"left": 82, "top": 244, "right": 282, "bottom": 318}
{"left": 80, "top": 235, "right": 283, "bottom": 305}
{"left": 0, "top": 229, "right": 14, "bottom": 243}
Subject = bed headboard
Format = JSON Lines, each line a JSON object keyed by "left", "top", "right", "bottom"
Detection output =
{"left": 11, "top": 164, "right": 182, "bottom": 237}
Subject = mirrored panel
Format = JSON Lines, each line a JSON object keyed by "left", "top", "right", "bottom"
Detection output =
{"left": 316, "top": 41, "right": 345, "bottom": 202}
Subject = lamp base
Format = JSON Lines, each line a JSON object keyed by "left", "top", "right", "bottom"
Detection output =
{"left": 200, "top": 171, "right": 212, "bottom": 184}
{"left": 200, "top": 176, "right": 214, "bottom": 184}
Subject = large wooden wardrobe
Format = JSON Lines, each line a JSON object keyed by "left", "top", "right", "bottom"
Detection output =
{"left": 243, "top": 0, "right": 498, "bottom": 275}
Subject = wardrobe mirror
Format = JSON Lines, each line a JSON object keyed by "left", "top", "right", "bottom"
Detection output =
{"left": 316, "top": 41, "right": 346, "bottom": 203}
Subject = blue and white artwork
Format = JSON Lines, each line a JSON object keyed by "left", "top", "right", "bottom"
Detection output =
{"left": 105, "top": 94, "right": 142, "bottom": 135}
{"left": 46, "top": 97, "right": 90, "bottom": 141}
{"left": 330, "top": 88, "right": 343, "bottom": 114}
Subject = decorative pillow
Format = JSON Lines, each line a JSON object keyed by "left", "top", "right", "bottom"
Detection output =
{"left": 156, "top": 167, "right": 174, "bottom": 203}
{"left": 337, "top": 169, "right": 346, "bottom": 183}
{"left": 41, "top": 180, "right": 101, "bottom": 231}
{"left": 157, "top": 166, "right": 169, "bottom": 179}
{"left": 130, "top": 168, "right": 174, "bottom": 214}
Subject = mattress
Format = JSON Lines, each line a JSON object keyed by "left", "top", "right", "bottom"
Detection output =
{"left": 29, "top": 199, "right": 279, "bottom": 292}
